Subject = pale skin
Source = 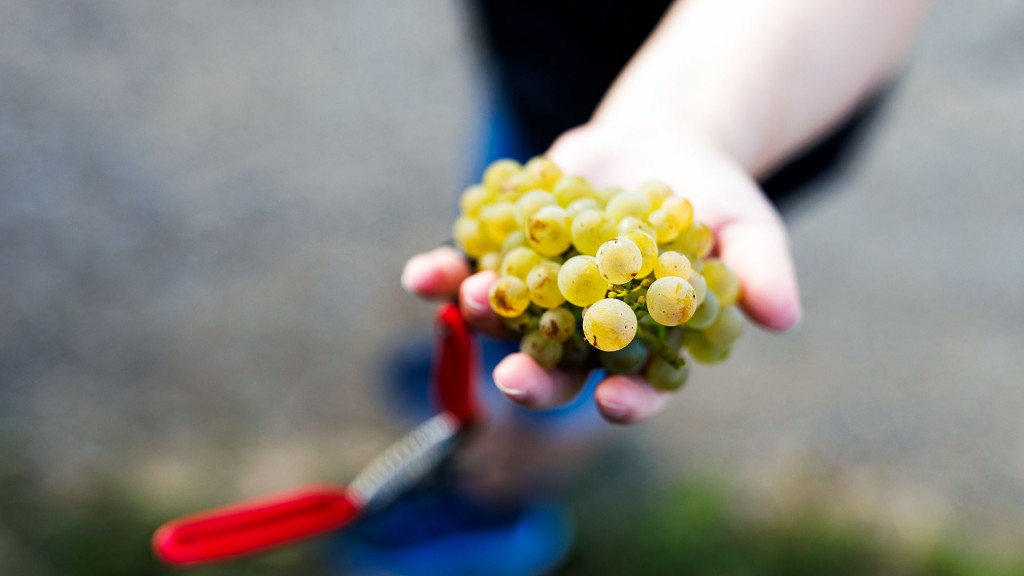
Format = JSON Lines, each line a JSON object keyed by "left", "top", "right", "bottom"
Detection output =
{"left": 404, "top": 0, "right": 930, "bottom": 428}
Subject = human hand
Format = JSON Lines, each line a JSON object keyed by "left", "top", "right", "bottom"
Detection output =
{"left": 402, "top": 123, "right": 801, "bottom": 424}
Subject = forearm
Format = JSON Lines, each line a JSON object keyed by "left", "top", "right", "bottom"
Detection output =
{"left": 590, "top": 0, "right": 929, "bottom": 177}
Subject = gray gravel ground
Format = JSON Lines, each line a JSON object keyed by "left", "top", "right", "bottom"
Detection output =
{"left": 1, "top": 0, "right": 1022, "bottom": 556}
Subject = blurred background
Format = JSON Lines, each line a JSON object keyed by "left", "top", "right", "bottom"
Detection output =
{"left": 1, "top": 1, "right": 1022, "bottom": 574}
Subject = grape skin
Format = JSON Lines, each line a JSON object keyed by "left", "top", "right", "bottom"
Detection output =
{"left": 654, "top": 251, "right": 692, "bottom": 280}
{"left": 621, "top": 230, "right": 658, "bottom": 278}
{"left": 645, "top": 355, "right": 690, "bottom": 391}
{"left": 539, "top": 307, "right": 575, "bottom": 342}
{"left": 582, "top": 298, "right": 637, "bottom": 352}
{"left": 703, "top": 259, "right": 741, "bottom": 307}
{"left": 685, "top": 290, "right": 720, "bottom": 330}
{"left": 646, "top": 276, "right": 697, "bottom": 326}
{"left": 571, "top": 209, "right": 617, "bottom": 256}
{"left": 489, "top": 275, "right": 531, "bottom": 318}
{"left": 596, "top": 238, "right": 643, "bottom": 285}
{"left": 521, "top": 329, "right": 564, "bottom": 369}
{"left": 557, "top": 255, "right": 609, "bottom": 307}
{"left": 500, "top": 246, "right": 542, "bottom": 280}
{"left": 526, "top": 260, "right": 566, "bottom": 309}
{"left": 526, "top": 205, "right": 573, "bottom": 256}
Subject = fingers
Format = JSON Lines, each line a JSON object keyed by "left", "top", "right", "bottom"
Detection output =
{"left": 716, "top": 210, "right": 802, "bottom": 331}
{"left": 401, "top": 246, "right": 471, "bottom": 299}
{"left": 492, "top": 353, "right": 589, "bottom": 409}
{"left": 457, "top": 271, "right": 513, "bottom": 338}
{"left": 594, "top": 374, "right": 672, "bottom": 424}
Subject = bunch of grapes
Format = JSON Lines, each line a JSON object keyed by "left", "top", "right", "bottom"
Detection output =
{"left": 452, "top": 157, "right": 743, "bottom": 391}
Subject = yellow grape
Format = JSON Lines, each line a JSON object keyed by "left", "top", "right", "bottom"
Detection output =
{"left": 552, "top": 176, "right": 594, "bottom": 206}
{"left": 526, "top": 205, "right": 573, "bottom": 256}
{"left": 480, "top": 201, "right": 519, "bottom": 245}
{"left": 646, "top": 276, "right": 697, "bottom": 326}
{"left": 702, "top": 259, "right": 741, "bottom": 306}
{"left": 520, "top": 329, "right": 564, "bottom": 369}
{"left": 524, "top": 156, "right": 563, "bottom": 191}
{"left": 500, "top": 246, "right": 542, "bottom": 279}
{"left": 452, "top": 215, "right": 497, "bottom": 258}
{"left": 501, "top": 311, "right": 539, "bottom": 333}
{"left": 566, "top": 197, "right": 602, "bottom": 219}
{"left": 571, "top": 209, "right": 617, "bottom": 256}
{"left": 654, "top": 251, "right": 692, "bottom": 280}
{"left": 482, "top": 159, "right": 521, "bottom": 195}
{"left": 685, "top": 290, "right": 719, "bottom": 330}
{"left": 514, "top": 189, "right": 557, "bottom": 226}
{"left": 671, "top": 219, "right": 713, "bottom": 260}
{"left": 489, "top": 275, "right": 531, "bottom": 318}
{"left": 605, "top": 191, "right": 652, "bottom": 221}
{"left": 621, "top": 230, "right": 658, "bottom": 278}
{"left": 501, "top": 230, "right": 527, "bottom": 253}
{"left": 538, "top": 307, "right": 575, "bottom": 343}
{"left": 557, "top": 255, "right": 609, "bottom": 307}
{"left": 595, "top": 238, "right": 642, "bottom": 285}
{"left": 582, "top": 298, "right": 637, "bottom": 352}
{"left": 661, "top": 196, "right": 694, "bottom": 231}
{"left": 478, "top": 251, "right": 502, "bottom": 272}
{"left": 617, "top": 216, "right": 657, "bottom": 239}
{"left": 688, "top": 271, "right": 708, "bottom": 307}
{"left": 636, "top": 180, "right": 674, "bottom": 209}
{"left": 684, "top": 331, "right": 730, "bottom": 364}
{"left": 459, "top": 184, "right": 493, "bottom": 217}
{"left": 647, "top": 207, "right": 684, "bottom": 243}
{"left": 593, "top": 186, "right": 622, "bottom": 206}
{"left": 526, "top": 260, "right": 565, "bottom": 308}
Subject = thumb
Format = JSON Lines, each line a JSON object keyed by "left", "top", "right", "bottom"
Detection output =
{"left": 716, "top": 210, "right": 802, "bottom": 331}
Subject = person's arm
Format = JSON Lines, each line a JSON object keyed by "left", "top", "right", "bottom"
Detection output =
{"left": 404, "top": 0, "right": 929, "bottom": 424}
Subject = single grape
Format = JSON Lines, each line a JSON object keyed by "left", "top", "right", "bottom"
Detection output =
{"left": 605, "top": 191, "right": 652, "bottom": 221}
{"left": 501, "top": 230, "right": 527, "bottom": 253}
{"left": 557, "top": 255, "right": 609, "bottom": 306}
{"left": 594, "top": 186, "right": 622, "bottom": 207}
{"left": 636, "top": 180, "right": 674, "bottom": 209}
{"left": 478, "top": 251, "right": 502, "bottom": 272}
{"left": 520, "top": 329, "right": 564, "bottom": 369}
{"left": 524, "top": 156, "right": 563, "bottom": 191}
{"left": 688, "top": 271, "right": 708, "bottom": 307}
{"left": 571, "top": 209, "right": 617, "bottom": 256}
{"left": 684, "top": 290, "right": 720, "bottom": 330}
{"left": 647, "top": 207, "right": 684, "bottom": 243}
{"left": 502, "top": 171, "right": 534, "bottom": 200}
{"left": 661, "top": 196, "right": 694, "bottom": 231}
{"left": 562, "top": 333, "right": 593, "bottom": 367}
{"left": 566, "top": 197, "right": 602, "bottom": 219}
{"left": 582, "top": 298, "right": 638, "bottom": 352}
{"left": 552, "top": 176, "right": 594, "bottom": 206}
{"left": 515, "top": 189, "right": 557, "bottom": 226}
{"left": 596, "top": 238, "right": 643, "bottom": 285}
{"left": 646, "top": 276, "right": 697, "bottom": 326}
{"left": 622, "top": 230, "right": 658, "bottom": 278}
{"left": 482, "top": 159, "right": 521, "bottom": 195}
{"left": 702, "top": 259, "right": 741, "bottom": 307}
{"left": 452, "top": 216, "right": 497, "bottom": 258}
{"left": 526, "top": 205, "right": 573, "bottom": 256}
{"left": 480, "top": 201, "right": 519, "bottom": 245}
{"left": 617, "top": 216, "right": 657, "bottom": 239}
{"left": 538, "top": 307, "right": 575, "bottom": 343}
{"left": 654, "top": 251, "right": 692, "bottom": 280}
{"left": 501, "top": 311, "right": 539, "bottom": 333}
{"left": 459, "top": 184, "right": 493, "bottom": 218}
{"left": 684, "top": 331, "right": 730, "bottom": 364}
{"left": 702, "top": 305, "right": 743, "bottom": 346}
{"left": 526, "top": 260, "right": 565, "bottom": 308}
{"left": 645, "top": 355, "right": 690, "bottom": 391}
{"left": 489, "top": 275, "right": 531, "bottom": 318}
{"left": 500, "top": 246, "right": 542, "bottom": 280}
{"left": 672, "top": 219, "right": 713, "bottom": 260}
{"left": 599, "top": 338, "right": 649, "bottom": 374}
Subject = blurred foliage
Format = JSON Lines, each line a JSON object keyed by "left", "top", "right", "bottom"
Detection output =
{"left": 1, "top": 439, "right": 1021, "bottom": 575}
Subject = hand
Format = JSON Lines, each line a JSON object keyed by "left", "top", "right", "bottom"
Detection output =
{"left": 402, "top": 122, "right": 801, "bottom": 425}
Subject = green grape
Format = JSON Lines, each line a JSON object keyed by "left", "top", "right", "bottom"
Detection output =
{"left": 572, "top": 210, "right": 618, "bottom": 256}
{"left": 502, "top": 171, "right": 535, "bottom": 200}
{"left": 654, "top": 251, "right": 692, "bottom": 280}
{"left": 478, "top": 251, "right": 502, "bottom": 272}
{"left": 661, "top": 196, "right": 694, "bottom": 231}
{"left": 703, "top": 305, "right": 743, "bottom": 346}
{"left": 480, "top": 201, "right": 519, "bottom": 245}
{"left": 622, "top": 230, "right": 658, "bottom": 278}
{"left": 452, "top": 215, "right": 497, "bottom": 258}
{"left": 636, "top": 180, "right": 674, "bottom": 209}
{"left": 599, "top": 338, "right": 649, "bottom": 374}
{"left": 482, "top": 159, "right": 521, "bottom": 195}
{"left": 617, "top": 216, "right": 657, "bottom": 240}
{"left": 684, "top": 290, "right": 719, "bottom": 330}
{"left": 594, "top": 186, "right": 622, "bottom": 207}
{"left": 501, "top": 230, "right": 527, "bottom": 254}
{"left": 702, "top": 259, "right": 741, "bottom": 307}
{"left": 645, "top": 355, "right": 690, "bottom": 391}
{"left": 524, "top": 156, "right": 563, "bottom": 191}
{"left": 562, "top": 333, "right": 593, "bottom": 367}
{"left": 595, "top": 238, "right": 643, "bottom": 285}
{"left": 526, "top": 260, "right": 565, "bottom": 308}
{"left": 566, "top": 197, "right": 602, "bottom": 219}
{"left": 684, "top": 331, "right": 730, "bottom": 364}
{"left": 688, "top": 271, "right": 708, "bottom": 307}
{"left": 515, "top": 189, "right": 557, "bottom": 226}
{"left": 552, "top": 176, "right": 595, "bottom": 206}
{"left": 500, "top": 246, "right": 542, "bottom": 280}
{"left": 646, "top": 276, "right": 697, "bottom": 326}
{"left": 672, "top": 219, "right": 713, "bottom": 260}
{"left": 557, "top": 255, "right": 609, "bottom": 307}
{"left": 520, "top": 329, "right": 564, "bottom": 369}
{"left": 526, "top": 205, "right": 573, "bottom": 256}
{"left": 501, "top": 311, "right": 539, "bottom": 333}
{"left": 647, "top": 207, "right": 685, "bottom": 243}
{"left": 489, "top": 275, "right": 530, "bottom": 318}
{"left": 582, "top": 298, "right": 637, "bottom": 352}
{"left": 606, "top": 191, "right": 652, "bottom": 221}
{"left": 538, "top": 307, "right": 575, "bottom": 343}
{"left": 459, "top": 184, "right": 494, "bottom": 218}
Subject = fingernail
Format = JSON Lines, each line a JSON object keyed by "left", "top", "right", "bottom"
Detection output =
{"left": 599, "top": 399, "right": 630, "bottom": 422}
{"left": 495, "top": 380, "right": 528, "bottom": 400}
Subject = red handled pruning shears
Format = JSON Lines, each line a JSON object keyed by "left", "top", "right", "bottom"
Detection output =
{"left": 152, "top": 303, "right": 483, "bottom": 566}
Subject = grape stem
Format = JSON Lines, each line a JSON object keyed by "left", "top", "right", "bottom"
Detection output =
{"left": 634, "top": 320, "right": 687, "bottom": 370}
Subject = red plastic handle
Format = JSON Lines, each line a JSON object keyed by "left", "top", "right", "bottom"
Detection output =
{"left": 433, "top": 303, "right": 482, "bottom": 426}
{"left": 152, "top": 485, "right": 361, "bottom": 566}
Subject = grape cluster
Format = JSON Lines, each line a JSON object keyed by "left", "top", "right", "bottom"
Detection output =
{"left": 452, "top": 158, "right": 743, "bottom": 391}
